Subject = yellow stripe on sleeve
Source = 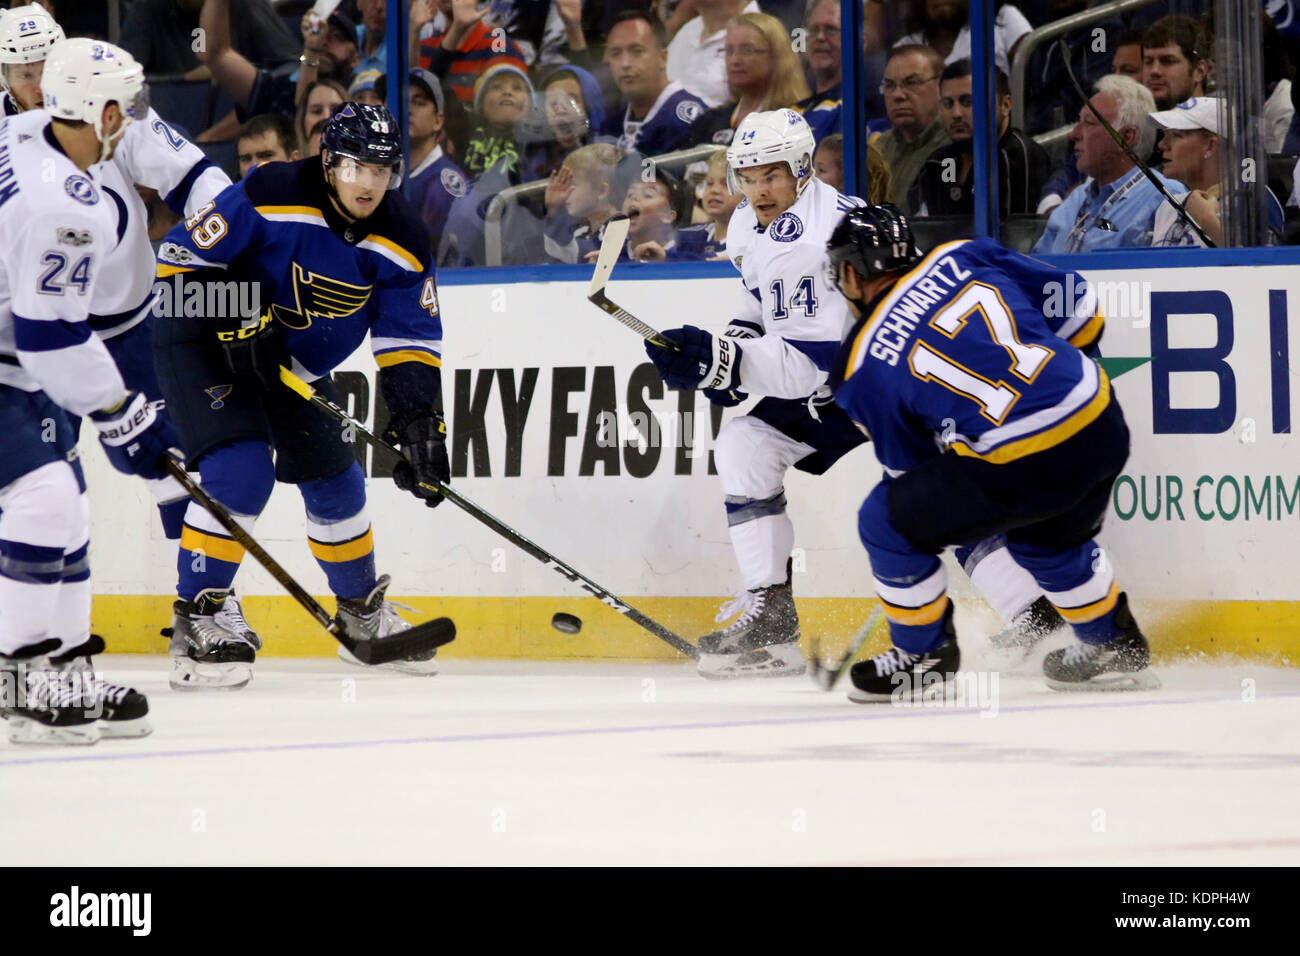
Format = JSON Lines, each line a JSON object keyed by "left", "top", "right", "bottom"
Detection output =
{"left": 375, "top": 349, "right": 442, "bottom": 369}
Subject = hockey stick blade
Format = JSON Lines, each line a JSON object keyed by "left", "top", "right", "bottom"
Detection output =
{"left": 809, "top": 606, "right": 885, "bottom": 691}
{"left": 587, "top": 214, "right": 629, "bottom": 297}
{"left": 339, "top": 616, "right": 457, "bottom": 665}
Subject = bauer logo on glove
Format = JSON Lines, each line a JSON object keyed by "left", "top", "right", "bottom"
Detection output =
{"left": 645, "top": 325, "right": 743, "bottom": 392}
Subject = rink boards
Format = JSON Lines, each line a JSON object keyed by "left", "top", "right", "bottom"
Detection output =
{"left": 86, "top": 255, "right": 1300, "bottom": 663}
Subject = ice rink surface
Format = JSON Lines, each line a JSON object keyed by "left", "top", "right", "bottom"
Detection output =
{"left": 3, "top": 637, "right": 1299, "bottom": 866}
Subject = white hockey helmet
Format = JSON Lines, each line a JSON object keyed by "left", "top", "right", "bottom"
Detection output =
{"left": 726, "top": 108, "right": 816, "bottom": 194}
{"left": 41, "top": 38, "right": 147, "bottom": 163}
{"left": 0, "top": 4, "right": 65, "bottom": 65}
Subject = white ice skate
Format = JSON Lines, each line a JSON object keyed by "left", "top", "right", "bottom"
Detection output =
{"left": 1, "top": 653, "right": 101, "bottom": 746}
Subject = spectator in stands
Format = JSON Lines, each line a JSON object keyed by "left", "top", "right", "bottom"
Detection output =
{"left": 415, "top": 0, "right": 529, "bottom": 108}
{"left": 541, "top": 142, "right": 623, "bottom": 263}
{"left": 1112, "top": 29, "right": 1143, "bottom": 79}
{"left": 620, "top": 166, "right": 699, "bottom": 261}
{"left": 601, "top": 11, "right": 708, "bottom": 157}
{"left": 462, "top": 63, "right": 532, "bottom": 179}
{"left": 295, "top": 79, "right": 347, "bottom": 155}
{"left": 792, "top": 0, "right": 842, "bottom": 144}
{"left": 197, "top": 0, "right": 356, "bottom": 137}
{"left": 524, "top": 64, "right": 608, "bottom": 182}
{"left": 375, "top": 68, "right": 469, "bottom": 249}
{"left": 1032, "top": 74, "right": 1181, "bottom": 253}
{"left": 689, "top": 11, "right": 810, "bottom": 147}
{"left": 676, "top": 148, "right": 743, "bottom": 259}
{"left": 668, "top": 0, "right": 758, "bottom": 109}
{"left": 1149, "top": 97, "right": 1284, "bottom": 247}
{"left": 235, "top": 113, "right": 300, "bottom": 179}
{"left": 355, "top": 0, "right": 388, "bottom": 76}
{"left": 909, "top": 59, "right": 1049, "bottom": 218}
{"left": 305, "top": 117, "right": 329, "bottom": 158}
{"left": 814, "top": 133, "right": 843, "bottom": 191}
{"left": 1141, "top": 15, "right": 1211, "bottom": 111}
{"left": 1262, "top": 15, "right": 1295, "bottom": 153}
{"left": 348, "top": 70, "right": 385, "bottom": 107}
{"left": 894, "top": 0, "right": 1033, "bottom": 76}
{"left": 866, "top": 139, "right": 892, "bottom": 204}
{"left": 123, "top": 0, "right": 298, "bottom": 78}
{"left": 873, "top": 44, "right": 951, "bottom": 212}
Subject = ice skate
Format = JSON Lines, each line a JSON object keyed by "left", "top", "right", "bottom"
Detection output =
{"left": 987, "top": 595, "right": 1065, "bottom": 650}
{"left": 166, "top": 588, "right": 257, "bottom": 691}
{"left": 49, "top": 635, "right": 151, "bottom": 738}
{"left": 848, "top": 601, "right": 961, "bottom": 702}
{"left": 336, "top": 574, "right": 439, "bottom": 676}
{"left": 697, "top": 568, "right": 804, "bottom": 679}
{"left": 1043, "top": 593, "right": 1160, "bottom": 691}
{"left": 1, "top": 650, "right": 100, "bottom": 745}
{"left": 213, "top": 590, "right": 262, "bottom": 651}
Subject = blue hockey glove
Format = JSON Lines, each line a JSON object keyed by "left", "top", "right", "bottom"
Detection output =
{"left": 644, "top": 325, "right": 743, "bottom": 391}
{"left": 90, "top": 391, "right": 176, "bottom": 481}
{"left": 386, "top": 413, "right": 450, "bottom": 509}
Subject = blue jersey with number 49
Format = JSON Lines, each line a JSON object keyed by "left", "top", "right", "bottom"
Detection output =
{"left": 832, "top": 238, "right": 1108, "bottom": 475}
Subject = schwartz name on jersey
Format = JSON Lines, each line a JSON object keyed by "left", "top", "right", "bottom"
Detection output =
{"left": 833, "top": 237, "right": 1107, "bottom": 476}
{"left": 156, "top": 154, "right": 442, "bottom": 389}
{"left": 724, "top": 177, "right": 864, "bottom": 399}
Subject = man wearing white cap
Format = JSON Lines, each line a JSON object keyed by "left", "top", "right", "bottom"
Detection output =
{"left": 1150, "top": 96, "right": 1284, "bottom": 247}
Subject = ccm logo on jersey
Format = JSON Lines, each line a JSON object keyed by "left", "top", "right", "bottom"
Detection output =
{"left": 57, "top": 227, "right": 92, "bottom": 246}
{"left": 769, "top": 212, "right": 804, "bottom": 242}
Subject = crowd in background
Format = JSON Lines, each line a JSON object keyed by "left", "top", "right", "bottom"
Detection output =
{"left": 89, "top": 0, "right": 1300, "bottom": 263}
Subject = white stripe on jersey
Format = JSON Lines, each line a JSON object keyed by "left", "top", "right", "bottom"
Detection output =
{"left": 357, "top": 238, "right": 420, "bottom": 271}
{"left": 371, "top": 335, "right": 442, "bottom": 354}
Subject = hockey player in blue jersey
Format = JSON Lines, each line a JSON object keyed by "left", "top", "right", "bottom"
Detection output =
{"left": 154, "top": 103, "right": 450, "bottom": 689}
{"left": 0, "top": 39, "right": 174, "bottom": 743}
{"left": 825, "top": 205, "right": 1158, "bottom": 697}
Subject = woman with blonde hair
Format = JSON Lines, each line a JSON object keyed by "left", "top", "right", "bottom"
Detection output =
{"left": 688, "top": 11, "right": 811, "bottom": 147}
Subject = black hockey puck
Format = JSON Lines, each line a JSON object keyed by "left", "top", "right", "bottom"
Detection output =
{"left": 551, "top": 612, "right": 582, "bottom": 634}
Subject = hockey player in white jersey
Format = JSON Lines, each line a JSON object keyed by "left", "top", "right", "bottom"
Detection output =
{"left": 0, "top": 38, "right": 176, "bottom": 744}
{"left": 644, "top": 109, "right": 1059, "bottom": 678}
{"left": 0, "top": 6, "right": 254, "bottom": 648}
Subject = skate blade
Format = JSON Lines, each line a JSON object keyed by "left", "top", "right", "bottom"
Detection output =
{"left": 847, "top": 674, "right": 956, "bottom": 704}
{"left": 1046, "top": 669, "right": 1162, "bottom": 693}
{"left": 169, "top": 658, "right": 253, "bottom": 692}
{"left": 99, "top": 716, "right": 154, "bottom": 738}
{"left": 7, "top": 717, "right": 101, "bottom": 746}
{"left": 337, "top": 645, "right": 439, "bottom": 676}
{"left": 697, "top": 645, "right": 807, "bottom": 680}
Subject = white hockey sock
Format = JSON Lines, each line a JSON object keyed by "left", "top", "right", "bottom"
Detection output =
{"left": 968, "top": 544, "right": 1043, "bottom": 622}
{"left": 729, "top": 513, "right": 794, "bottom": 591}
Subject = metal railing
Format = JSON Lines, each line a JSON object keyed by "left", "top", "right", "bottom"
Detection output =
{"left": 1010, "top": 0, "right": 1162, "bottom": 132}
{"left": 482, "top": 144, "right": 724, "bottom": 267}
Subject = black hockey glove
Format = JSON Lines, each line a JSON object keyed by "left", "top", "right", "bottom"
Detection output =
{"left": 215, "top": 314, "right": 286, "bottom": 392}
{"left": 386, "top": 413, "right": 450, "bottom": 509}
{"left": 703, "top": 386, "right": 748, "bottom": 407}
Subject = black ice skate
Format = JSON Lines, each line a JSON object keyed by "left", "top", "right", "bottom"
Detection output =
{"left": 166, "top": 588, "right": 257, "bottom": 691}
{"left": 1042, "top": 593, "right": 1160, "bottom": 691}
{"left": 987, "top": 595, "right": 1065, "bottom": 650}
{"left": 50, "top": 635, "right": 151, "bottom": 738}
{"left": 697, "top": 566, "right": 804, "bottom": 679}
{"left": 1, "top": 644, "right": 100, "bottom": 745}
{"left": 847, "top": 601, "right": 961, "bottom": 702}
{"left": 336, "top": 574, "right": 438, "bottom": 676}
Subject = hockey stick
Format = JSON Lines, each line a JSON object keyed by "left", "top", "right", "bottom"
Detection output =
{"left": 1057, "top": 39, "right": 1215, "bottom": 247}
{"left": 587, "top": 215, "right": 680, "bottom": 350}
{"left": 163, "top": 457, "right": 456, "bottom": 664}
{"left": 278, "top": 367, "right": 700, "bottom": 660}
{"left": 807, "top": 605, "right": 886, "bottom": 691}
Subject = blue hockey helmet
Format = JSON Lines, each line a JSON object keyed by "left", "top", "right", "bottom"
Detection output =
{"left": 321, "top": 101, "right": 404, "bottom": 190}
{"left": 825, "top": 204, "right": 922, "bottom": 291}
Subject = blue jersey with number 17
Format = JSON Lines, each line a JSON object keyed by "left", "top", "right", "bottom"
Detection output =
{"left": 832, "top": 237, "right": 1109, "bottom": 476}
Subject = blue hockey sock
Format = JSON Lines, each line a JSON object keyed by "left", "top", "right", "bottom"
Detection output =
{"left": 299, "top": 462, "right": 376, "bottom": 601}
